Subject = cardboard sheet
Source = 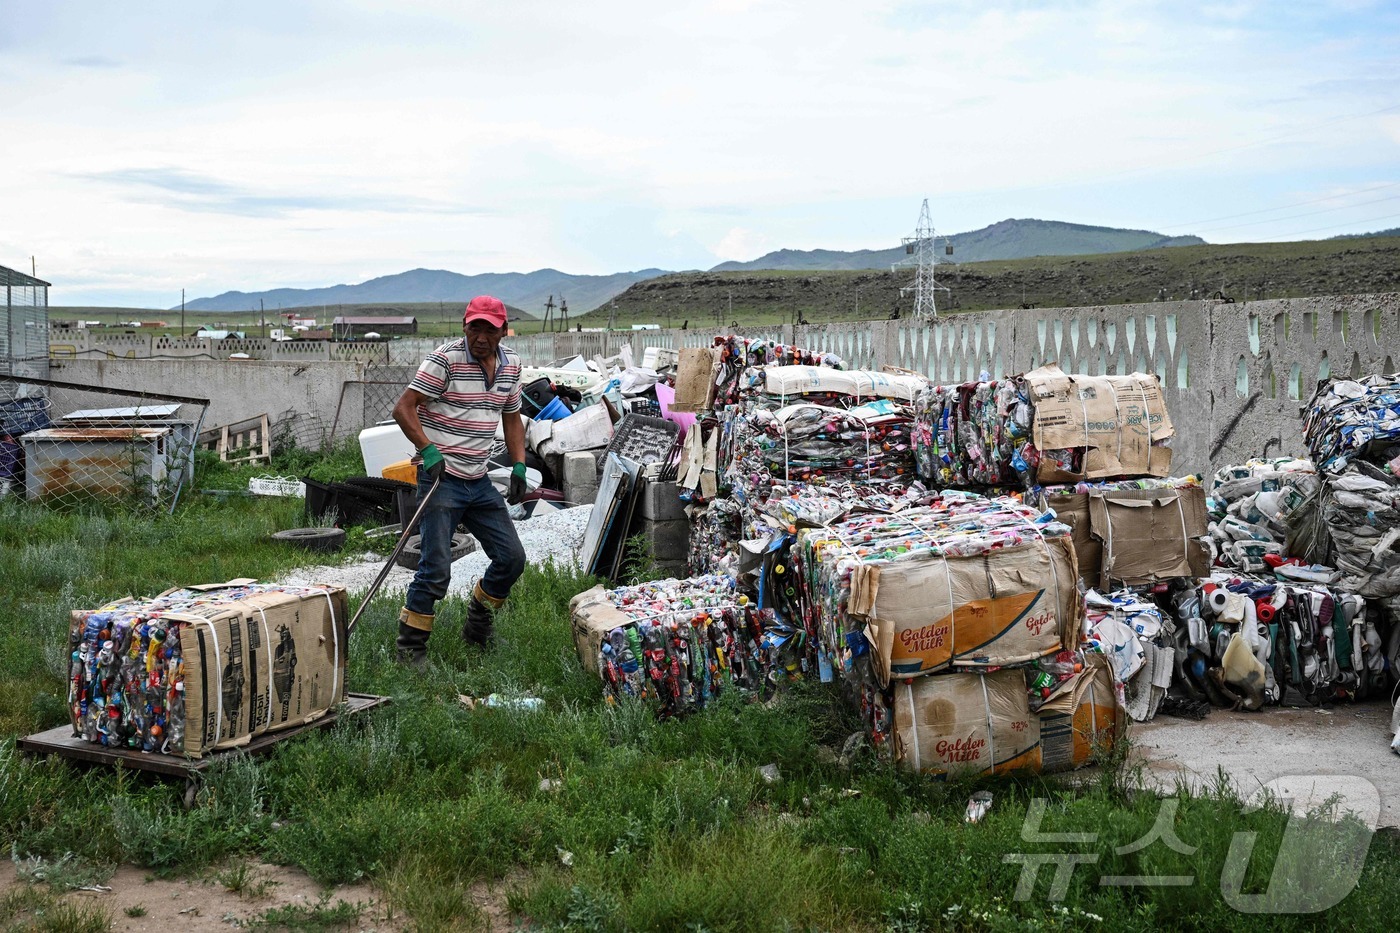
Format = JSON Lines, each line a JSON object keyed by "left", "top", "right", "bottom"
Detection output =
{"left": 567, "top": 585, "right": 618, "bottom": 676}
{"left": 175, "top": 586, "right": 348, "bottom": 756}
{"left": 1086, "top": 486, "right": 1210, "bottom": 587}
{"left": 893, "top": 669, "right": 1041, "bottom": 777}
{"left": 671, "top": 347, "right": 719, "bottom": 413}
{"left": 1037, "top": 653, "right": 1125, "bottom": 772}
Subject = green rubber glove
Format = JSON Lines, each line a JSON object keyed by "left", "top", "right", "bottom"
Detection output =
{"left": 508, "top": 462, "right": 528, "bottom": 505}
{"left": 418, "top": 443, "right": 446, "bottom": 481}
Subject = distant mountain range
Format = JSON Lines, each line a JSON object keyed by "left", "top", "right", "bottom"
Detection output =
{"left": 180, "top": 219, "right": 1209, "bottom": 313}
{"left": 180, "top": 267, "right": 669, "bottom": 317}
{"left": 710, "top": 219, "right": 1204, "bottom": 271}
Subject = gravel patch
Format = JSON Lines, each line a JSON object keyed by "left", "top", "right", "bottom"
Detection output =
{"left": 279, "top": 504, "right": 594, "bottom": 596}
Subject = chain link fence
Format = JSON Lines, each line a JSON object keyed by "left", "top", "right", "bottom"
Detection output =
{"left": 328, "top": 366, "right": 417, "bottom": 444}
{"left": 0, "top": 375, "right": 209, "bottom": 512}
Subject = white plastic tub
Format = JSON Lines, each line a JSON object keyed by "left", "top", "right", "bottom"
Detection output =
{"left": 359, "top": 422, "right": 415, "bottom": 477}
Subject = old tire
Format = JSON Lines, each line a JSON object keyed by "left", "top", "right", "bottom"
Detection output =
{"left": 271, "top": 527, "right": 347, "bottom": 553}
{"left": 396, "top": 532, "right": 476, "bottom": 570}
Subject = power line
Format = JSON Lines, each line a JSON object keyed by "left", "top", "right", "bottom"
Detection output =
{"left": 1159, "top": 181, "right": 1400, "bottom": 232}
{"left": 1191, "top": 193, "right": 1400, "bottom": 236}
{"left": 938, "top": 101, "right": 1400, "bottom": 203}
{"left": 1254, "top": 210, "right": 1400, "bottom": 240}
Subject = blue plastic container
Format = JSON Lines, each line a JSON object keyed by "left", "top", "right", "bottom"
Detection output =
{"left": 536, "top": 396, "right": 572, "bottom": 422}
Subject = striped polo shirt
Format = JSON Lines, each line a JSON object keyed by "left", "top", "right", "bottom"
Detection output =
{"left": 408, "top": 339, "right": 522, "bottom": 480}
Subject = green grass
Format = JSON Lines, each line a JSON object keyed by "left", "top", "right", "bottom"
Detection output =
{"left": 3, "top": 464, "right": 1399, "bottom": 930}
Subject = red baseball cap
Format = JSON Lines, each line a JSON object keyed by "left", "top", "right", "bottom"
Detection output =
{"left": 463, "top": 295, "right": 507, "bottom": 328}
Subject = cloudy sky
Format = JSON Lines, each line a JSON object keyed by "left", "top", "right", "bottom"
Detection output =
{"left": 3, "top": 1, "right": 1398, "bottom": 307}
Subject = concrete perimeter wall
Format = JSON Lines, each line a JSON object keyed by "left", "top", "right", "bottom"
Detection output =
{"left": 53, "top": 293, "right": 1400, "bottom": 477}
{"left": 50, "top": 358, "right": 370, "bottom": 436}
{"left": 504, "top": 293, "right": 1400, "bottom": 477}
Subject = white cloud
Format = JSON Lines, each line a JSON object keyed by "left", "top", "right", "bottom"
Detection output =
{"left": 2, "top": 0, "right": 1397, "bottom": 304}
{"left": 714, "top": 227, "right": 774, "bottom": 262}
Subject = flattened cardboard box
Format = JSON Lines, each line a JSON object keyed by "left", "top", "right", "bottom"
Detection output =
{"left": 1086, "top": 486, "right": 1210, "bottom": 588}
{"left": 893, "top": 669, "right": 1042, "bottom": 777}
{"left": 568, "top": 585, "right": 618, "bottom": 676}
{"left": 1046, "top": 486, "right": 1208, "bottom": 587}
{"left": 175, "top": 584, "right": 348, "bottom": 757}
{"left": 671, "top": 347, "right": 720, "bottom": 414}
{"left": 1026, "top": 365, "right": 1174, "bottom": 483}
{"left": 1037, "top": 652, "right": 1125, "bottom": 773}
{"left": 847, "top": 536, "right": 1081, "bottom": 684}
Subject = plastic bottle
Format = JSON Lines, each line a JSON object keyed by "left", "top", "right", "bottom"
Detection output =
{"left": 484, "top": 693, "right": 544, "bottom": 712}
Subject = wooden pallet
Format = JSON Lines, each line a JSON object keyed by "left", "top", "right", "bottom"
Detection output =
{"left": 197, "top": 413, "right": 272, "bottom": 465}
{"left": 16, "top": 693, "right": 390, "bottom": 789}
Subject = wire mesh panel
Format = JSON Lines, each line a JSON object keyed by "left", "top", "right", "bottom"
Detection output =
{"left": 2, "top": 265, "right": 50, "bottom": 381}
{"left": 0, "top": 375, "right": 208, "bottom": 512}
{"left": 328, "top": 369, "right": 415, "bottom": 444}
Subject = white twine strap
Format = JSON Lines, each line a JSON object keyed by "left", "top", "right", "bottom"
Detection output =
{"left": 1174, "top": 495, "right": 1190, "bottom": 571}
{"left": 905, "top": 681, "right": 921, "bottom": 769}
{"left": 1088, "top": 678, "right": 1099, "bottom": 739}
{"left": 1105, "top": 379, "right": 1122, "bottom": 468}
{"left": 980, "top": 674, "right": 997, "bottom": 772}
{"left": 1008, "top": 507, "right": 1067, "bottom": 649}
{"left": 319, "top": 589, "right": 341, "bottom": 706}
{"left": 187, "top": 618, "right": 224, "bottom": 748}
{"left": 255, "top": 605, "right": 274, "bottom": 730}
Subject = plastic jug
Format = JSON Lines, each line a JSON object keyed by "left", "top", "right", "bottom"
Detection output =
{"left": 359, "top": 422, "right": 415, "bottom": 477}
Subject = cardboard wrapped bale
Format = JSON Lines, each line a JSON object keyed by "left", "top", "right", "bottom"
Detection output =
{"left": 1043, "top": 482, "right": 1209, "bottom": 588}
{"left": 892, "top": 669, "right": 1041, "bottom": 777}
{"left": 803, "top": 496, "right": 1081, "bottom": 685}
{"left": 569, "top": 576, "right": 790, "bottom": 714}
{"left": 1026, "top": 365, "right": 1174, "bottom": 484}
{"left": 855, "top": 536, "right": 1080, "bottom": 681}
{"left": 68, "top": 581, "right": 348, "bottom": 758}
{"left": 1037, "top": 653, "right": 1125, "bottom": 772}
{"left": 912, "top": 365, "right": 1175, "bottom": 488}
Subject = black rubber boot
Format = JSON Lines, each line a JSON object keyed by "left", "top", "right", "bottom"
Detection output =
{"left": 461, "top": 596, "right": 495, "bottom": 648}
{"left": 396, "top": 608, "right": 433, "bottom": 669}
{"left": 462, "top": 583, "right": 504, "bottom": 648}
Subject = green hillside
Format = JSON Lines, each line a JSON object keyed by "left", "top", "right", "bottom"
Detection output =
{"left": 710, "top": 218, "right": 1204, "bottom": 271}
{"left": 584, "top": 235, "right": 1400, "bottom": 327}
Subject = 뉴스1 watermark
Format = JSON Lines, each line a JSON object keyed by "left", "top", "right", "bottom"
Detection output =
{"left": 1003, "top": 775, "right": 1379, "bottom": 913}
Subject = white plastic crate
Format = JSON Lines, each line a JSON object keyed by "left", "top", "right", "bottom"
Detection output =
{"left": 248, "top": 475, "right": 306, "bottom": 497}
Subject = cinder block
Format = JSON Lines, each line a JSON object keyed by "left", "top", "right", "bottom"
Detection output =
{"left": 566, "top": 484, "right": 599, "bottom": 507}
{"left": 652, "top": 559, "right": 688, "bottom": 579}
{"left": 642, "top": 518, "right": 690, "bottom": 562}
{"left": 638, "top": 480, "right": 688, "bottom": 522}
{"left": 563, "top": 451, "right": 600, "bottom": 487}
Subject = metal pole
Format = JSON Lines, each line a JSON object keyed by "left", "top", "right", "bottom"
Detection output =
{"left": 181, "top": 289, "right": 185, "bottom": 335}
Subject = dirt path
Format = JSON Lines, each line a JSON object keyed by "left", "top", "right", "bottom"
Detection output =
{"left": 1132, "top": 699, "right": 1400, "bottom": 826}
{"left": 0, "top": 860, "right": 518, "bottom": 931}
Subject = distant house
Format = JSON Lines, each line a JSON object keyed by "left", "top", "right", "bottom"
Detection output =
{"left": 195, "top": 328, "right": 246, "bottom": 339}
{"left": 332, "top": 315, "right": 417, "bottom": 336}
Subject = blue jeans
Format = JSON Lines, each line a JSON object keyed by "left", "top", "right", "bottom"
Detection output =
{"left": 404, "top": 470, "right": 526, "bottom": 615}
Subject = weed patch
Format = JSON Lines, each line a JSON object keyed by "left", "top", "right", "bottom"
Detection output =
{"left": 3, "top": 488, "right": 1398, "bottom": 930}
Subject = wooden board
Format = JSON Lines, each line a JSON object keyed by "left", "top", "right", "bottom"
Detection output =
{"left": 580, "top": 453, "right": 629, "bottom": 578}
{"left": 197, "top": 413, "right": 272, "bottom": 466}
{"left": 15, "top": 693, "right": 390, "bottom": 778}
{"left": 605, "top": 458, "right": 644, "bottom": 581}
